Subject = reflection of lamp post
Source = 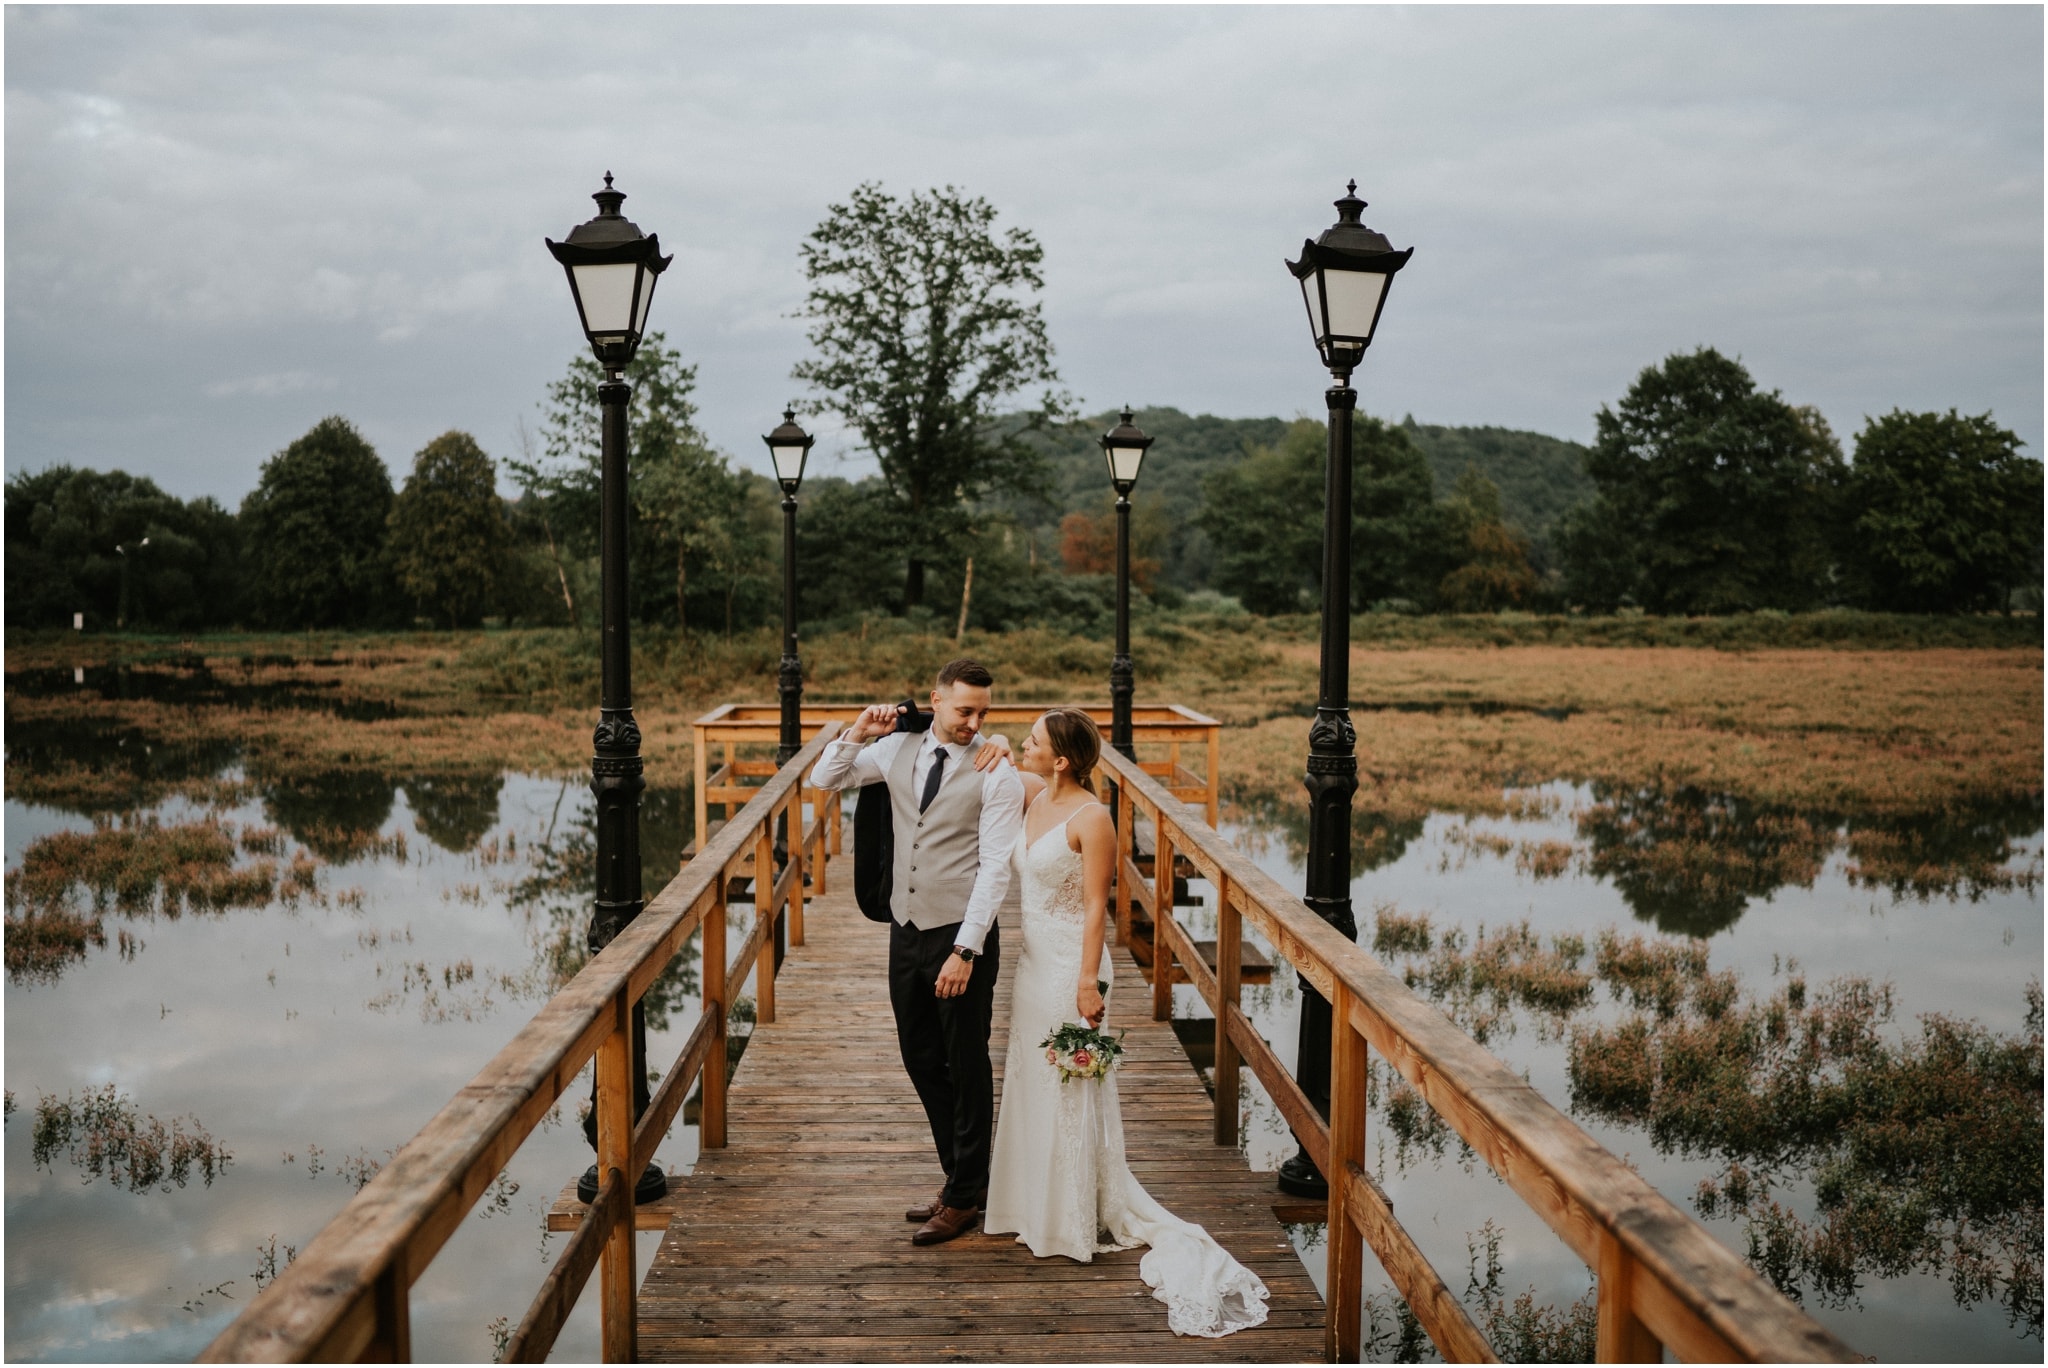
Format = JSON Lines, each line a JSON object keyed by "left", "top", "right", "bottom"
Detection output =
{"left": 1275, "top": 180, "right": 1412, "bottom": 1200}
{"left": 547, "top": 172, "right": 673, "bottom": 1206}
{"left": 115, "top": 537, "right": 150, "bottom": 629}
{"left": 764, "top": 410, "right": 814, "bottom": 767}
{"left": 1099, "top": 409, "right": 1153, "bottom": 761}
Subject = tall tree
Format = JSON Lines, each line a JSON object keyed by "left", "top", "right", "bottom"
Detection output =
{"left": 1196, "top": 416, "right": 1442, "bottom": 614}
{"left": 1437, "top": 468, "right": 1540, "bottom": 612}
{"left": 239, "top": 416, "right": 396, "bottom": 628}
{"left": 1559, "top": 348, "right": 1843, "bottom": 613}
{"left": 1837, "top": 410, "right": 2041, "bottom": 613}
{"left": 5, "top": 466, "right": 241, "bottom": 629}
{"left": 792, "top": 182, "right": 1070, "bottom": 608}
{"left": 388, "top": 431, "right": 513, "bottom": 628}
{"left": 513, "top": 334, "right": 753, "bottom": 630}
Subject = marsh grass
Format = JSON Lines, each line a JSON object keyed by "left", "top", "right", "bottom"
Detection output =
{"left": 31, "top": 1085, "right": 231, "bottom": 1193}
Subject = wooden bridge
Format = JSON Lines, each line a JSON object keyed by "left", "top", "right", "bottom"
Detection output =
{"left": 202, "top": 709, "right": 1859, "bottom": 1364}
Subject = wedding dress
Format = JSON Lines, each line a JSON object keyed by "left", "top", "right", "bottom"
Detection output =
{"left": 983, "top": 808, "right": 1270, "bottom": 1338}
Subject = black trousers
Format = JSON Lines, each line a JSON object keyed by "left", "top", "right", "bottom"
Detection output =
{"left": 888, "top": 919, "right": 1000, "bottom": 1209}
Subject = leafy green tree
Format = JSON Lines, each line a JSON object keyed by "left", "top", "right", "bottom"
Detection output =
{"left": 1559, "top": 349, "right": 1843, "bottom": 613}
{"left": 5, "top": 466, "right": 242, "bottom": 629}
{"left": 388, "top": 431, "right": 513, "bottom": 628}
{"left": 239, "top": 417, "right": 397, "bottom": 628}
{"left": 793, "top": 182, "right": 1070, "bottom": 609}
{"left": 1837, "top": 410, "right": 2041, "bottom": 613}
{"left": 1437, "top": 469, "right": 1541, "bottom": 612}
{"left": 1197, "top": 416, "right": 1443, "bottom": 615}
{"left": 514, "top": 334, "right": 762, "bottom": 630}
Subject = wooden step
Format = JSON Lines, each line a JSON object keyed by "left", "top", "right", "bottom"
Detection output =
{"left": 1125, "top": 920, "right": 1275, "bottom": 986}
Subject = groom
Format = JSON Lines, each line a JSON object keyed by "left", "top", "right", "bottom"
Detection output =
{"left": 810, "top": 658, "right": 1025, "bottom": 1246}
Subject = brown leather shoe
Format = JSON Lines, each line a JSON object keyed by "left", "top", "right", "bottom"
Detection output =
{"left": 911, "top": 1203, "right": 981, "bottom": 1246}
{"left": 904, "top": 1188, "right": 947, "bottom": 1223}
{"left": 906, "top": 1188, "right": 986, "bottom": 1222}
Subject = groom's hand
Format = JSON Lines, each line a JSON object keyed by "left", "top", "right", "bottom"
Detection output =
{"left": 934, "top": 951, "right": 974, "bottom": 999}
{"left": 847, "top": 703, "right": 900, "bottom": 743}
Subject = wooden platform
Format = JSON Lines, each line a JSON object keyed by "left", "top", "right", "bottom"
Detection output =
{"left": 632, "top": 881, "right": 1326, "bottom": 1362}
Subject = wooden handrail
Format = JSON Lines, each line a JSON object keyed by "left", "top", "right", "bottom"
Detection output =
{"left": 201, "top": 726, "right": 843, "bottom": 1364}
{"left": 1095, "top": 747, "right": 1858, "bottom": 1365}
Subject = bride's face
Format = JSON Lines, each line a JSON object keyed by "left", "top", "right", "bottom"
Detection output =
{"left": 1019, "top": 718, "right": 1062, "bottom": 781}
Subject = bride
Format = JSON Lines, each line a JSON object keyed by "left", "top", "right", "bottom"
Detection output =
{"left": 983, "top": 708, "right": 1270, "bottom": 1338}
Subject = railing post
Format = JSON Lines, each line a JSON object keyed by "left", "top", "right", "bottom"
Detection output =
{"left": 807, "top": 783, "right": 830, "bottom": 897}
{"left": 754, "top": 824, "right": 777, "bottom": 1024}
{"left": 1596, "top": 1231, "right": 1663, "bottom": 1362}
{"left": 702, "top": 882, "right": 728, "bottom": 1151}
{"left": 1114, "top": 782, "right": 1134, "bottom": 946}
{"left": 1212, "top": 872, "right": 1241, "bottom": 1148}
{"left": 786, "top": 793, "right": 807, "bottom": 948}
{"left": 693, "top": 723, "right": 708, "bottom": 857}
{"left": 1326, "top": 982, "right": 1367, "bottom": 1364}
{"left": 596, "top": 991, "right": 637, "bottom": 1363}
{"left": 366, "top": 1254, "right": 411, "bottom": 1361}
{"left": 1206, "top": 725, "right": 1221, "bottom": 828}
{"left": 1152, "top": 822, "right": 1175, "bottom": 1021}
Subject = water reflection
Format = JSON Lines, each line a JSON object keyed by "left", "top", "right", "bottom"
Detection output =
{"left": 405, "top": 774, "right": 505, "bottom": 854}
{"left": 7, "top": 661, "right": 406, "bottom": 721}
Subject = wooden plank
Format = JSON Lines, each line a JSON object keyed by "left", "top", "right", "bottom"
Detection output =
{"left": 1225, "top": 1005, "right": 1328, "bottom": 1176}
{"left": 509, "top": 1169, "right": 627, "bottom": 1361}
{"left": 1342, "top": 1161, "right": 1495, "bottom": 1364}
{"left": 639, "top": 878, "right": 1324, "bottom": 1364}
{"left": 633, "top": 1010, "right": 716, "bottom": 1177}
{"left": 1326, "top": 984, "right": 1367, "bottom": 1362}
{"left": 1212, "top": 871, "right": 1241, "bottom": 1150}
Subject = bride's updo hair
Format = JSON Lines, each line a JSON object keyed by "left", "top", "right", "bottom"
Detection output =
{"left": 1040, "top": 708, "right": 1102, "bottom": 791}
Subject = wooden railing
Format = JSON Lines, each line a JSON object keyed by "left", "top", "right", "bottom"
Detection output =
{"left": 1097, "top": 747, "right": 1858, "bottom": 1364}
{"left": 199, "top": 726, "right": 843, "bottom": 1364}
{"left": 692, "top": 702, "right": 1220, "bottom": 855}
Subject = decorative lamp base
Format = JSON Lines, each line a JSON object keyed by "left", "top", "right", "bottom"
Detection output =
{"left": 577, "top": 1161, "right": 670, "bottom": 1205}
{"left": 1276, "top": 1148, "right": 1329, "bottom": 1200}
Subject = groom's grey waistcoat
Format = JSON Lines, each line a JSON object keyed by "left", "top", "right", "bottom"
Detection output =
{"left": 887, "top": 733, "right": 987, "bottom": 931}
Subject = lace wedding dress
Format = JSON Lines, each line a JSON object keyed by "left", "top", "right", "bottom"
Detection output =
{"left": 983, "top": 809, "right": 1270, "bottom": 1338}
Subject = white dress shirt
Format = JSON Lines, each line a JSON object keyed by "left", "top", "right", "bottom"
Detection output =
{"left": 810, "top": 727, "right": 1025, "bottom": 955}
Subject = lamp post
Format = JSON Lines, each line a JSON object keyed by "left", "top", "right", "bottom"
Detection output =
{"left": 547, "top": 172, "right": 673, "bottom": 1206}
{"left": 1099, "top": 409, "right": 1154, "bottom": 761}
{"left": 115, "top": 537, "right": 150, "bottom": 629}
{"left": 765, "top": 410, "right": 814, "bottom": 766}
{"left": 1275, "top": 180, "right": 1412, "bottom": 1200}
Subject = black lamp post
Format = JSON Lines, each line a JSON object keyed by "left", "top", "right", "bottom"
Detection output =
{"left": 764, "top": 410, "right": 814, "bottom": 766}
{"left": 1100, "top": 409, "right": 1154, "bottom": 761}
{"left": 548, "top": 172, "right": 673, "bottom": 1206}
{"left": 1274, "top": 180, "right": 1412, "bottom": 1200}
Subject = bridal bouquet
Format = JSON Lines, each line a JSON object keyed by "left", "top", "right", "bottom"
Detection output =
{"left": 1041, "top": 984, "right": 1126, "bottom": 1082}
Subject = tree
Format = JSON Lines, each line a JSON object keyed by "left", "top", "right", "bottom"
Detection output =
{"left": 1437, "top": 468, "right": 1540, "bottom": 612}
{"left": 1559, "top": 348, "right": 1843, "bottom": 613}
{"left": 1837, "top": 410, "right": 2041, "bottom": 614}
{"left": 1197, "top": 416, "right": 1443, "bottom": 614}
{"left": 388, "top": 431, "right": 513, "bottom": 628}
{"left": 5, "top": 466, "right": 242, "bottom": 630}
{"left": 239, "top": 416, "right": 397, "bottom": 628}
{"left": 792, "top": 182, "right": 1070, "bottom": 609}
{"left": 514, "top": 334, "right": 757, "bottom": 630}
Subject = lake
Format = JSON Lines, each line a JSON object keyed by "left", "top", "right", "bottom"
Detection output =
{"left": 4, "top": 683, "right": 2040, "bottom": 1361}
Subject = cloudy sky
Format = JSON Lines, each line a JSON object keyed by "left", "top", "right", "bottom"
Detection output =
{"left": 6, "top": 5, "right": 2041, "bottom": 505}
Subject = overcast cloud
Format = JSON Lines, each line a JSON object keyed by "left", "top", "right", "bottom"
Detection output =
{"left": 6, "top": 5, "right": 2041, "bottom": 505}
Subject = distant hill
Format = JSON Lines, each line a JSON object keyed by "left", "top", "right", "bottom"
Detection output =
{"left": 991, "top": 407, "right": 1591, "bottom": 592}
{"left": 1397, "top": 420, "right": 1593, "bottom": 549}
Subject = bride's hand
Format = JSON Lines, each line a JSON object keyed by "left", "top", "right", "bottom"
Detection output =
{"left": 1076, "top": 980, "right": 1104, "bottom": 1028}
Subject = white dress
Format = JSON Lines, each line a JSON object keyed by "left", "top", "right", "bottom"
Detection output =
{"left": 983, "top": 809, "right": 1271, "bottom": 1339}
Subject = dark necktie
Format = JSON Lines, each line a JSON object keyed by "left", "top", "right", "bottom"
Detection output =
{"left": 919, "top": 746, "right": 948, "bottom": 813}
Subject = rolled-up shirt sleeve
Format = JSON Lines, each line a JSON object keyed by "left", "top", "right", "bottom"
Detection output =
{"left": 954, "top": 761, "right": 1025, "bottom": 955}
{"left": 810, "top": 730, "right": 901, "bottom": 792}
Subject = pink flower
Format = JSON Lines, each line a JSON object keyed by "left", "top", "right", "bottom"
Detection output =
{"left": 1046, "top": 1048, "right": 1059, "bottom": 1065}
{"left": 1071, "top": 1049, "right": 1092, "bottom": 1069}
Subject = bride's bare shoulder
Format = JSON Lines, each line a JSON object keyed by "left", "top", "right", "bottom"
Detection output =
{"left": 1069, "top": 799, "right": 1114, "bottom": 850}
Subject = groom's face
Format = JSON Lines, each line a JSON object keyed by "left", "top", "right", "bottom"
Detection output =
{"left": 929, "top": 681, "right": 994, "bottom": 746}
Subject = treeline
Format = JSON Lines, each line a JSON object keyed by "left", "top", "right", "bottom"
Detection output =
{"left": 5, "top": 343, "right": 2039, "bottom": 634}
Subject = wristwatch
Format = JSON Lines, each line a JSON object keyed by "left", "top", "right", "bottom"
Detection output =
{"left": 952, "top": 945, "right": 976, "bottom": 963}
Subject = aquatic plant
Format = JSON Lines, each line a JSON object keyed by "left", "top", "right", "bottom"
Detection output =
{"left": 1464, "top": 1219, "right": 1597, "bottom": 1363}
{"left": 4, "top": 906, "right": 107, "bottom": 983}
{"left": 1570, "top": 974, "right": 2043, "bottom": 1334}
{"left": 31, "top": 1085, "right": 232, "bottom": 1193}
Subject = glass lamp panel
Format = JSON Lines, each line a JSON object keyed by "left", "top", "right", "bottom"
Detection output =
{"left": 570, "top": 262, "right": 639, "bottom": 338}
{"left": 1322, "top": 268, "right": 1388, "bottom": 342}
{"left": 1108, "top": 443, "right": 1146, "bottom": 485}
{"left": 770, "top": 443, "right": 807, "bottom": 486}
{"left": 632, "top": 266, "right": 658, "bottom": 336}
{"left": 1299, "top": 273, "right": 1328, "bottom": 343}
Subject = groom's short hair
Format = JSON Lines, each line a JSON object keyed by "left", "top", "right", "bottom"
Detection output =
{"left": 936, "top": 658, "right": 994, "bottom": 690}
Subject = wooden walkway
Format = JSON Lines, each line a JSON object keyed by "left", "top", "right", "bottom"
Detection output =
{"left": 636, "top": 880, "right": 1326, "bottom": 1362}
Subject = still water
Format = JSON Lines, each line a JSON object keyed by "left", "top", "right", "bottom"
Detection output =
{"left": 4, "top": 763, "right": 2040, "bottom": 1361}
